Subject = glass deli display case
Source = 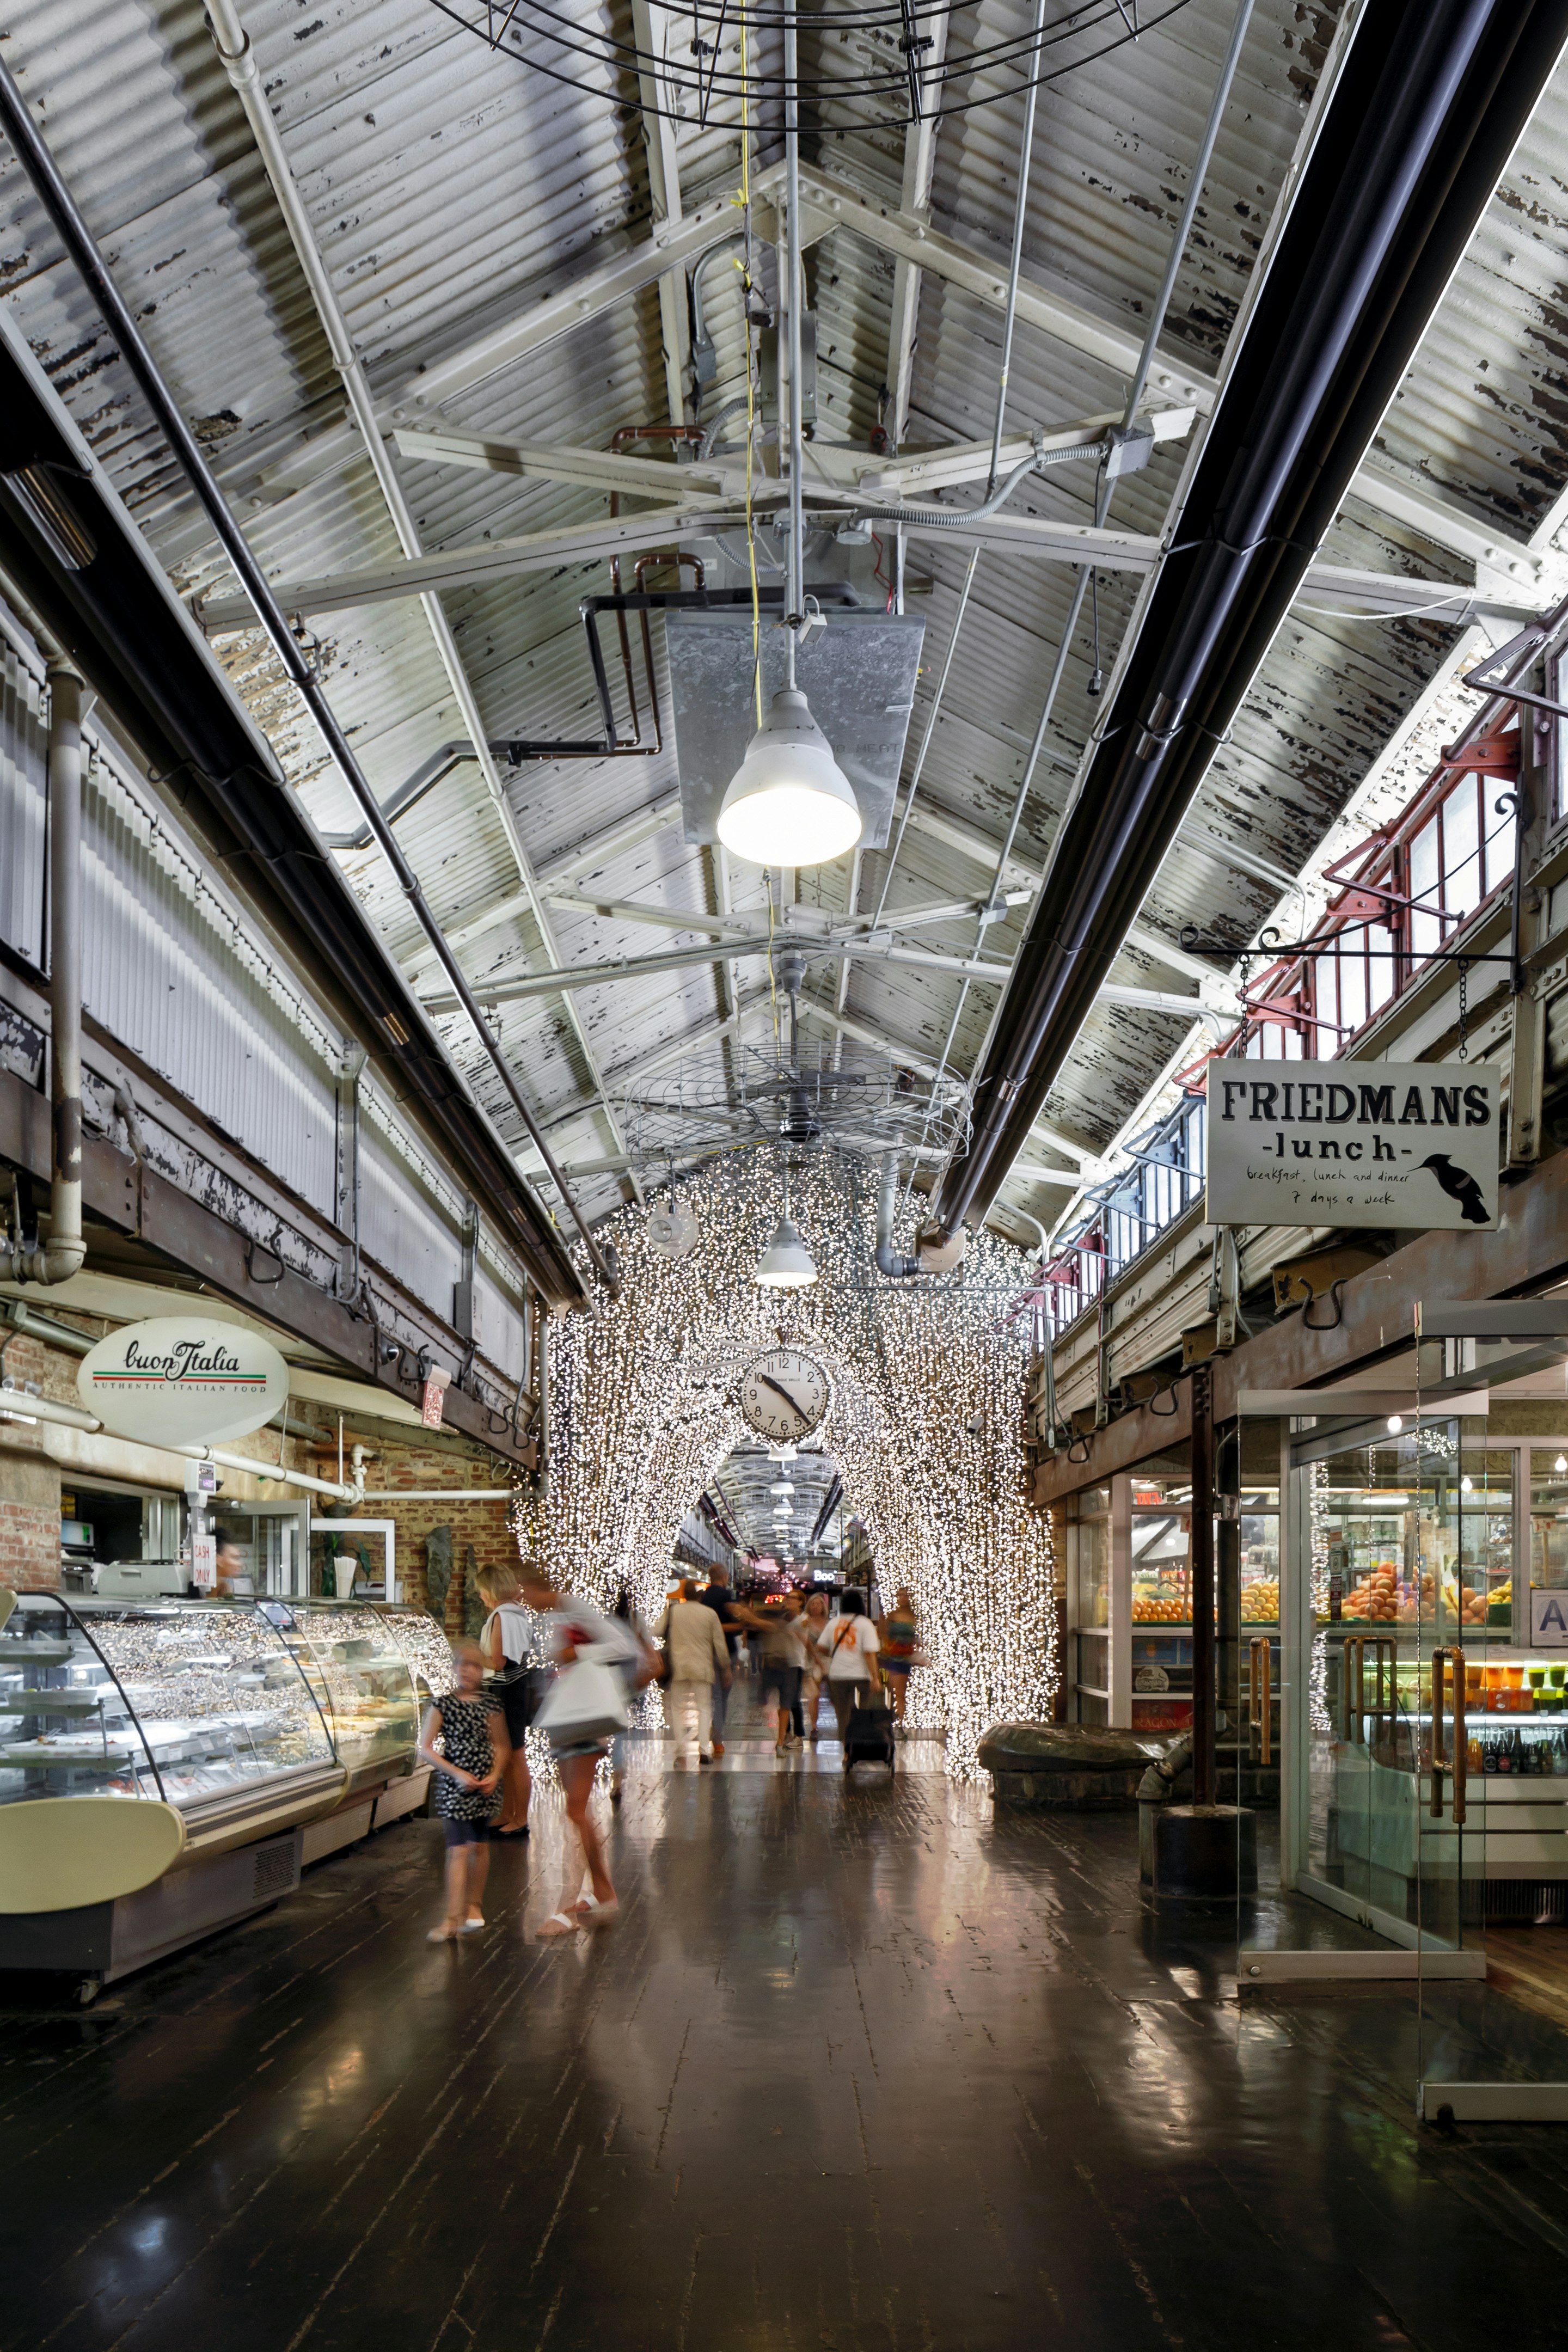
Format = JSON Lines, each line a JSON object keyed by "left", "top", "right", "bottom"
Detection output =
{"left": 0, "top": 1591, "right": 451, "bottom": 1996}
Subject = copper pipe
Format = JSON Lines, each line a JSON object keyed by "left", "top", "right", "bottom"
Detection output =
{"left": 1451, "top": 1653, "right": 1467, "bottom": 1828}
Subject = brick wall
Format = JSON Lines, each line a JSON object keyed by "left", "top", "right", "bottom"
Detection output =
{"left": 316, "top": 1440, "right": 523, "bottom": 1632}
{"left": 0, "top": 1429, "right": 62, "bottom": 1590}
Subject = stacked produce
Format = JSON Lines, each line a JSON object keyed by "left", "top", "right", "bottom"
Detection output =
{"left": 1240, "top": 1579, "right": 1279, "bottom": 1621}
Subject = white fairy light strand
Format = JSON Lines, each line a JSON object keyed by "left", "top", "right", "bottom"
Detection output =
{"left": 511, "top": 1150, "right": 1056, "bottom": 1777}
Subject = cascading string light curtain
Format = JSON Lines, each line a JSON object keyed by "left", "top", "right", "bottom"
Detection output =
{"left": 512, "top": 1148, "right": 1055, "bottom": 1776}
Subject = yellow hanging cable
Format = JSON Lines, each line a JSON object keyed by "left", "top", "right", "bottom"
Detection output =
{"left": 738, "top": 5, "right": 762, "bottom": 730}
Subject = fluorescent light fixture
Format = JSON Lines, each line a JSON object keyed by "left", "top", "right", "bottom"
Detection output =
{"left": 754, "top": 1215, "right": 818, "bottom": 1289}
{"left": 716, "top": 688, "right": 861, "bottom": 868}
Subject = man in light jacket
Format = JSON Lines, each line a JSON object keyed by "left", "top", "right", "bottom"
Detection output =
{"left": 655, "top": 1579, "right": 732, "bottom": 1766}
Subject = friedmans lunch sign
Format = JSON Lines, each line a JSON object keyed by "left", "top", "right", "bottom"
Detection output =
{"left": 1205, "top": 1059, "right": 1499, "bottom": 1231}
{"left": 78, "top": 1317, "right": 289, "bottom": 1447}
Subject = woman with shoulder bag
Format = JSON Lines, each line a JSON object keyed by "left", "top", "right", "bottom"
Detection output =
{"left": 815, "top": 1588, "right": 882, "bottom": 1744}
{"left": 519, "top": 1564, "right": 635, "bottom": 1938}
{"left": 477, "top": 1564, "right": 546, "bottom": 1837}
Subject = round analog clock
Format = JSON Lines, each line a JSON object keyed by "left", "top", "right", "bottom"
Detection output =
{"left": 739, "top": 1346, "right": 830, "bottom": 1441}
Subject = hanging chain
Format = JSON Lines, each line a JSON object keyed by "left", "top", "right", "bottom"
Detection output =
{"left": 1456, "top": 958, "right": 1469, "bottom": 1063}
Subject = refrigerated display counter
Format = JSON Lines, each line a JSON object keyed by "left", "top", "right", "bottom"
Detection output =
{"left": 0, "top": 1589, "right": 448, "bottom": 1995}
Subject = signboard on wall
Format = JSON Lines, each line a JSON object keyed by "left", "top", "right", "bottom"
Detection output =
{"left": 1531, "top": 1588, "right": 1568, "bottom": 1647}
{"left": 78, "top": 1317, "right": 289, "bottom": 1445}
{"left": 1205, "top": 1060, "right": 1499, "bottom": 1230}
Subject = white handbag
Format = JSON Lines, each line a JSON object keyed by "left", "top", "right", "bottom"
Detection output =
{"left": 534, "top": 1646, "right": 629, "bottom": 1744}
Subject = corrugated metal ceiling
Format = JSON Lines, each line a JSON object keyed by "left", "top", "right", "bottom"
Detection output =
{"left": 3, "top": 0, "right": 1567, "bottom": 1248}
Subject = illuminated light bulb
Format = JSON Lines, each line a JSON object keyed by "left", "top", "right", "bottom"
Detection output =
{"left": 754, "top": 1215, "right": 817, "bottom": 1288}
{"left": 1556, "top": 1455, "right": 1566, "bottom": 1474}
{"left": 1387, "top": 1414, "right": 1403, "bottom": 1434}
{"left": 1460, "top": 1475, "right": 1473, "bottom": 1494}
{"left": 715, "top": 689, "right": 861, "bottom": 868}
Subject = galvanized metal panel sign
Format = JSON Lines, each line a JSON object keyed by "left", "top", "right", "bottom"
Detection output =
{"left": 1205, "top": 1059, "right": 1499, "bottom": 1229}
{"left": 666, "top": 609, "right": 924, "bottom": 850}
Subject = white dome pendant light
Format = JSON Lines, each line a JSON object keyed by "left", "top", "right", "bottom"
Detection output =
{"left": 754, "top": 1213, "right": 818, "bottom": 1289}
{"left": 716, "top": 689, "right": 860, "bottom": 866}
{"left": 717, "top": 2, "right": 859, "bottom": 874}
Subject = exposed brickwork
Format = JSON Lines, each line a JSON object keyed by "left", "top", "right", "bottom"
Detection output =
{"left": 310, "top": 1438, "right": 523, "bottom": 1628}
{"left": 0, "top": 1498, "right": 62, "bottom": 1590}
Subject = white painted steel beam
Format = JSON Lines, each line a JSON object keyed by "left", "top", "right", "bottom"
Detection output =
{"left": 884, "top": 13, "right": 951, "bottom": 451}
{"left": 630, "top": 0, "right": 691, "bottom": 428}
{"left": 393, "top": 426, "right": 753, "bottom": 503}
{"left": 403, "top": 794, "right": 684, "bottom": 979}
{"left": 195, "top": 506, "right": 745, "bottom": 629}
{"left": 202, "top": 0, "right": 639, "bottom": 1202}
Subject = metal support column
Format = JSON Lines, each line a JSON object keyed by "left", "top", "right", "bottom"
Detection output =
{"left": 1190, "top": 1362, "right": 1216, "bottom": 1806}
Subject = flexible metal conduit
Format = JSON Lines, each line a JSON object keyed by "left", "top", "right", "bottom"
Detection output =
{"left": 0, "top": 54, "right": 617, "bottom": 1301}
{"left": 931, "top": 0, "right": 1568, "bottom": 1242}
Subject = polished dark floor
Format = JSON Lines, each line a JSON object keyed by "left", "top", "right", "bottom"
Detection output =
{"left": 5, "top": 1722, "right": 1568, "bottom": 2352}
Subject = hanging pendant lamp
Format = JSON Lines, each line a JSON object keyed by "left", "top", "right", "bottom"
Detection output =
{"left": 754, "top": 1214, "right": 818, "bottom": 1289}
{"left": 716, "top": 688, "right": 861, "bottom": 868}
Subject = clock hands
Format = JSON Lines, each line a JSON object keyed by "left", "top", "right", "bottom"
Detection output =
{"left": 758, "top": 1372, "right": 810, "bottom": 1422}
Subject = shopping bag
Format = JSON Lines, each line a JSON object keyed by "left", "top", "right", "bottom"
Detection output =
{"left": 534, "top": 1655, "right": 629, "bottom": 1745}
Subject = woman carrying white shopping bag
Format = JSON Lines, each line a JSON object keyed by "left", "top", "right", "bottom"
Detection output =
{"left": 519, "top": 1562, "right": 636, "bottom": 1939}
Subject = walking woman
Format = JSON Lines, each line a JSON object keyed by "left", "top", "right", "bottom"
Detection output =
{"left": 815, "top": 1589, "right": 882, "bottom": 1743}
{"left": 476, "top": 1564, "right": 540, "bottom": 1835}
{"left": 799, "top": 1589, "right": 831, "bottom": 1741}
{"left": 609, "top": 1585, "right": 657, "bottom": 1802}
{"left": 418, "top": 1638, "right": 508, "bottom": 1941}
{"left": 519, "top": 1563, "right": 633, "bottom": 1939}
{"left": 878, "top": 1584, "right": 922, "bottom": 1726}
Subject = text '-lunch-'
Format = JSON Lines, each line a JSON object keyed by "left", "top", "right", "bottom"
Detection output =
{"left": 1204, "top": 1059, "right": 1499, "bottom": 1231}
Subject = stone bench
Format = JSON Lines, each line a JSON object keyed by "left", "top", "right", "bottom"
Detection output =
{"left": 978, "top": 1722, "right": 1180, "bottom": 1810}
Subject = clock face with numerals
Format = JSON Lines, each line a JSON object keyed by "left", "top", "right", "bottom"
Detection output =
{"left": 739, "top": 1347, "right": 830, "bottom": 1441}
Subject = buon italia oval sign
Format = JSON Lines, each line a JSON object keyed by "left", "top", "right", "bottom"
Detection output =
{"left": 78, "top": 1318, "right": 289, "bottom": 1447}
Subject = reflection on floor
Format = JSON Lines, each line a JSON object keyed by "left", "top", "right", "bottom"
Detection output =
{"left": 4, "top": 1743, "right": 1568, "bottom": 2349}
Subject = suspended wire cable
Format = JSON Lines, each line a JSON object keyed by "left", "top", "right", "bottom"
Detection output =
{"left": 426, "top": 0, "right": 1199, "bottom": 128}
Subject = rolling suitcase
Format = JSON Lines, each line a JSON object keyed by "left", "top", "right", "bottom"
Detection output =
{"left": 843, "top": 1686, "right": 895, "bottom": 1772}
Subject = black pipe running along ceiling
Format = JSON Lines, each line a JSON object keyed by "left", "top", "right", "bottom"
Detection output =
{"left": 930, "top": 0, "right": 1568, "bottom": 1245}
{"left": 0, "top": 331, "right": 586, "bottom": 1315}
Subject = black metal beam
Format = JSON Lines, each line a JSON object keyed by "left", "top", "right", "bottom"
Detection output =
{"left": 932, "top": 0, "right": 1568, "bottom": 1240}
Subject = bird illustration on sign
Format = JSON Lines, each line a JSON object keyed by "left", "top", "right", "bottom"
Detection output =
{"left": 1418, "top": 1154, "right": 1489, "bottom": 1224}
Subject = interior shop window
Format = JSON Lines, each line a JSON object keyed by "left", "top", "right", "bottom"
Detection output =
{"left": 1407, "top": 812, "right": 1442, "bottom": 963}
{"left": 1239, "top": 1487, "right": 1281, "bottom": 1624}
{"left": 1131, "top": 1477, "right": 1191, "bottom": 1625}
{"left": 1075, "top": 1493, "right": 1110, "bottom": 1631}
{"left": 1530, "top": 1448, "right": 1568, "bottom": 1588}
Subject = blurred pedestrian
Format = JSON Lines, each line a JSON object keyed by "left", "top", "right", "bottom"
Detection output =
{"left": 816, "top": 1589, "right": 883, "bottom": 1743}
{"left": 758, "top": 1595, "right": 808, "bottom": 1753}
{"left": 697, "top": 1561, "right": 756, "bottom": 1760}
{"left": 476, "top": 1563, "right": 542, "bottom": 1835}
{"left": 878, "top": 1584, "right": 922, "bottom": 1727}
{"left": 656, "top": 1578, "right": 731, "bottom": 1765}
{"left": 417, "top": 1637, "right": 508, "bottom": 1941}
{"left": 519, "top": 1564, "right": 632, "bottom": 1938}
{"left": 609, "top": 1584, "right": 657, "bottom": 1802}
{"left": 799, "top": 1589, "right": 831, "bottom": 1740}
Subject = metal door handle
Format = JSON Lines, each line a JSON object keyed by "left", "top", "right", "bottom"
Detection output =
{"left": 1429, "top": 1646, "right": 1466, "bottom": 1827}
{"left": 1248, "top": 1636, "right": 1272, "bottom": 1765}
